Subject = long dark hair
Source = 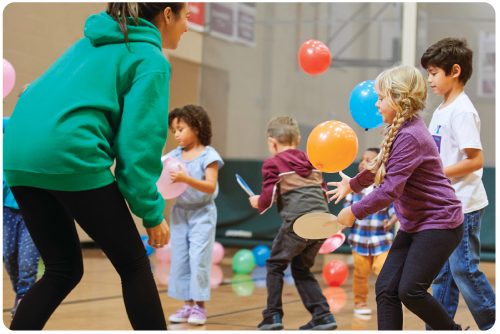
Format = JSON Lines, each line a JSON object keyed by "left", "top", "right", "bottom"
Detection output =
{"left": 106, "top": 3, "right": 185, "bottom": 44}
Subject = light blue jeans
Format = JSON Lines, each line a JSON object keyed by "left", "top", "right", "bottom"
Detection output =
{"left": 425, "top": 208, "right": 496, "bottom": 330}
{"left": 167, "top": 202, "right": 216, "bottom": 302}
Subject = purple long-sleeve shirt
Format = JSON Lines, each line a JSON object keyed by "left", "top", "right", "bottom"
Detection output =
{"left": 349, "top": 116, "right": 463, "bottom": 233}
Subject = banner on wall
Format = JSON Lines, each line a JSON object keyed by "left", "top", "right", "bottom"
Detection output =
{"left": 477, "top": 31, "right": 495, "bottom": 98}
{"left": 188, "top": 2, "right": 205, "bottom": 32}
{"left": 236, "top": 3, "right": 256, "bottom": 46}
{"left": 207, "top": 2, "right": 256, "bottom": 47}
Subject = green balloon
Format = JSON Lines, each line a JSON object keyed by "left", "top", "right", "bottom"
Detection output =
{"left": 37, "top": 259, "right": 44, "bottom": 278}
{"left": 231, "top": 274, "right": 255, "bottom": 296}
{"left": 232, "top": 249, "right": 256, "bottom": 274}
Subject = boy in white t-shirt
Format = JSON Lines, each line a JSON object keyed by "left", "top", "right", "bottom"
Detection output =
{"left": 421, "top": 37, "right": 495, "bottom": 330}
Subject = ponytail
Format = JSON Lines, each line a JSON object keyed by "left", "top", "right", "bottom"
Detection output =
{"left": 106, "top": 2, "right": 186, "bottom": 45}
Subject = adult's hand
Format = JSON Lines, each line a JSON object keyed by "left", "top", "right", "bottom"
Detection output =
{"left": 326, "top": 171, "right": 353, "bottom": 204}
{"left": 146, "top": 219, "right": 170, "bottom": 248}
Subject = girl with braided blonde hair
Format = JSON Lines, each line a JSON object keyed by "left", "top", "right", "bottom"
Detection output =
{"left": 327, "top": 65, "right": 466, "bottom": 330}
{"left": 369, "top": 65, "right": 428, "bottom": 185}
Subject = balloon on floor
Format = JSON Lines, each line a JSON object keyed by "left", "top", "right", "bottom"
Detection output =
{"left": 155, "top": 262, "right": 171, "bottom": 286}
{"left": 232, "top": 249, "right": 256, "bottom": 274}
{"left": 349, "top": 80, "right": 384, "bottom": 130}
{"left": 140, "top": 235, "right": 155, "bottom": 257}
{"left": 252, "top": 245, "right": 270, "bottom": 267}
{"left": 155, "top": 242, "right": 171, "bottom": 262}
{"left": 212, "top": 241, "right": 225, "bottom": 264}
{"left": 322, "top": 260, "right": 348, "bottom": 286}
{"left": 307, "top": 121, "right": 358, "bottom": 173}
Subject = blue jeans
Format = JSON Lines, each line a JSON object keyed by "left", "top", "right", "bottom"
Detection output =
{"left": 425, "top": 208, "right": 496, "bottom": 330}
{"left": 3, "top": 207, "right": 40, "bottom": 300}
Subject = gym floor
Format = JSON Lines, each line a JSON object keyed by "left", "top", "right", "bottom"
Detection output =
{"left": 3, "top": 248, "right": 496, "bottom": 330}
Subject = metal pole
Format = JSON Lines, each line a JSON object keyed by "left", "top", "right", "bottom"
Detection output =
{"left": 401, "top": 2, "right": 417, "bottom": 66}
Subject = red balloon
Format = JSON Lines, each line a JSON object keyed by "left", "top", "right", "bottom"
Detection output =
{"left": 322, "top": 260, "right": 348, "bottom": 287}
{"left": 298, "top": 39, "right": 331, "bottom": 75}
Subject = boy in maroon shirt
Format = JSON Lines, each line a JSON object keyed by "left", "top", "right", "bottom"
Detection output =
{"left": 249, "top": 116, "right": 336, "bottom": 331}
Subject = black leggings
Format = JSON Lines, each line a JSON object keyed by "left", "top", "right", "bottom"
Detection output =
{"left": 375, "top": 223, "right": 464, "bottom": 330}
{"left": 9, "top": 182, "right": 167, "bottom": 330}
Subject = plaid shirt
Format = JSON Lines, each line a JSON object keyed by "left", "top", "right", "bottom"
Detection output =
{"left": 343, "top": 186, "right": 395, "bottom": 256}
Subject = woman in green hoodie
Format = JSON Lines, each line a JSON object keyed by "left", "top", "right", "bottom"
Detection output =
{"left": 4, "top": 2, "right": 189, "bottom": 330}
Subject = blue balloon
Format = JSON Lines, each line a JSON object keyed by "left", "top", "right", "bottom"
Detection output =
{"left": 252, "top": 245, "right": 271, "bottom": 267}
{"left": 141, "top": 235, "right": 155, "bottom": 257}
{"left": 349, "top": 80, "right": 384, "bottom": 129}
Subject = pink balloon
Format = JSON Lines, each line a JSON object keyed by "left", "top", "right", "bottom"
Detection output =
{"left": 318, "top": 232, "right": 346, "bottom": 254}
{"left": 156, "top": 157, "right": 190, "bottom": 199}
{"left": 155, "top": 262, "right": 171, "bottom": 286}
{"left": 212, "top": 241, "right": 225, "bottom": 264}
{"left": 210, "top": 264, "right": 223, "bottom": 288}
{"left": 3, "top": 59, "right": 16, "bottom": 98}
{"left": 155, "top": 242, "right": 171, "bottom": 263}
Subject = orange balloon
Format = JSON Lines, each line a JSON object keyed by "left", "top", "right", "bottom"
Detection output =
{"left": 298, "top": 39, "right": 331, "bottom": 75}
{"left": 307, "top": 121, "right": 358, "bottom": 173}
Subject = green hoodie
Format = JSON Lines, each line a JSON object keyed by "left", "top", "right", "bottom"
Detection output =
{"left": 3, "top": 11, "right": 170, "bottom": 228}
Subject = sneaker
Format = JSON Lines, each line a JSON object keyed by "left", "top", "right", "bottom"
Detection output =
{"left": 354, "top": 301, "right": 372, "bottom": 315}
{"left": 187, "top": 305, "right": 207, "bottom": 325}
{"left": 169, "top": 305, "right": 192, "bottom": 323}
{"left": 257, "top": 314, "right": 284, "bottom": 330}
{"left": 353, "top": 313, "right": 372, "bottom": 321}
{"left": 299, "top": 314, "right": 337, "bottom": 330}
{"left": 11, "top": 299, "right": 21, "bottom": 321}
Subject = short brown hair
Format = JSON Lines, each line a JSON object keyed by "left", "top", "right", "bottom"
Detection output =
{"left": 266, "top": 116, "right": 300, "bottom": 145}
{"left": 421, "top": 37, "right": 473, "bottom": 85}
{"left": 168, "top": 105, "right": 212, "bottom": 146}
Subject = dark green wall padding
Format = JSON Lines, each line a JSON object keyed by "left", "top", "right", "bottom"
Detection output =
{"left": 215, "top": 160, "right": 495, "bottom": 262}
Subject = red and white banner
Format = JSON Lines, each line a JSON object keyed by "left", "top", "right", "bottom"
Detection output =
{"left": 188, "top": 3, "right": 205, "bottom": 32}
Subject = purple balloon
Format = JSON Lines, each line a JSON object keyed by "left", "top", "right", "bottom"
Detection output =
{"left": 3, "top": 59, "right": 16, "bottom": 98}
{"left": 156, "top": 157, "right": 190, "bottom": 199}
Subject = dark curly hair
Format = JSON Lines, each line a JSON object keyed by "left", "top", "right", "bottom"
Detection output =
{"left": 421, "top": 37, "right": 473, "bottom": 85}
{"left": 168, "top": 105, "right": 212, "bottom": 146}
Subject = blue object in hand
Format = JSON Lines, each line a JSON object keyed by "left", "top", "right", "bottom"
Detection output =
{"left": 236, "top": 174, "right": 255, "bottom": 196}
{"left": 252, "top": 245, "right": 271, "bottom": 267}
{"left": 349, "top": 80, "right": 385, "bottom": 130}
{"left": 141, "top": 235, "right": 155, "bottom": 257}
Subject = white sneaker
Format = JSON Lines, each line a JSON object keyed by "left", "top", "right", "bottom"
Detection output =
{"left": 354, "top": 302, "right": 372, "bottom": 315}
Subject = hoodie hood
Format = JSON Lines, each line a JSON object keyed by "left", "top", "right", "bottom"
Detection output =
{"left": 84, "top": 11, "right": 162, "bottom": 51}
{"left": 275, "top": 149, "right": 314, "bottom": 178}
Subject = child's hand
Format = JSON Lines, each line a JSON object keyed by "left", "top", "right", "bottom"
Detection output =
{"left": 169, "top": 164, "right": 188, "bottom": 183}
{"left": 326, "top": 171, "right": 353, "bottom": 204}
{"left": 249, "top": 195, "right": 260, "bottom": 209}
{"left": 383, "top": 215, "right": 398, "bottom": 232}
{"left": 337, "top": 207, "right": 356, "bottom": 227}
{"left": 341, "top": 225, "right": 347, "bottom": 232}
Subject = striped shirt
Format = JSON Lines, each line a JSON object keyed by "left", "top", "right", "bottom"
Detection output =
{"left": 343, "top": 186, "right": 394, "bottom": 256}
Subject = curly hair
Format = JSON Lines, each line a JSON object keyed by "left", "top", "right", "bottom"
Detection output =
{"left": 168, "top": 105, "right": 212, "bottom": 146}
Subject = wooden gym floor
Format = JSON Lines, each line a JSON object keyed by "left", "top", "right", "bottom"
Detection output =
{"left": 3, "top": 247, "right": 496, "bottom": 330}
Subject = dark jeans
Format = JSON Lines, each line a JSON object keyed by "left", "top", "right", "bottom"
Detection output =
{"left": 426, "top": 209, "right": 495, "bottom": 330}
{"left": 9, "top": 183, "right": 167, "bottom": 330}
{"left": 263, "top": 229, "right": 331, "bottom": 321}
{"left": 375, "top": 223, "right": 464, "bottom": 330}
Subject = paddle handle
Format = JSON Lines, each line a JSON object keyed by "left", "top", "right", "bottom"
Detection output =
{"left": 322, "top": 219, "right": 339, "bottom": 227}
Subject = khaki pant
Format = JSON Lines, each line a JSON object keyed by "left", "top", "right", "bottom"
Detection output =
{"left": 352, "top": 249, "right": 389, "bottom": 303}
